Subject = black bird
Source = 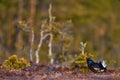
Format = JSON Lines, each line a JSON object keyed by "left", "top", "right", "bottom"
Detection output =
{"left": 86, "top": 57, "right": 107, "bottom": 73}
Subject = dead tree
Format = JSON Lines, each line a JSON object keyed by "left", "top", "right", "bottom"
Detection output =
{"left": 79, "top": 42, "right": 87, "bottom": 54}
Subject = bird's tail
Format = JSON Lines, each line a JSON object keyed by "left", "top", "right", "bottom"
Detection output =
{"left": 101, "top": 60, "right": 106, "bottom": 68}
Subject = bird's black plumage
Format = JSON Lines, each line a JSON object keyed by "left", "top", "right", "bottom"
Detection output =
{"left": 86, "top": 58, "right": 107, "bottom": 73}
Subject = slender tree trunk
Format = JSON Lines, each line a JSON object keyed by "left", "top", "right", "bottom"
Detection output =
{"left": 7, "top": 1, "right": 16, "bottom": 52}
{"left": 18, "top": 0, "right": 23, "bottom": 20}
{"left": 30, "top": 29, "right": 34, "bottom": 62}
{"left": 29, "top": 0, "right": 36, "bottom": 27}
{"left": 35, "top": 31, "right": 44, "bottom": 64}
{"left": 29, "top": 0, "right": 36, "bottom": 62}
{"left": 35, "top": 22, "right": 51, "bottom": 63}
{"left": 48, "top": 34, "right": 54, "bottom": 64}
{"left": 16, "top": 0, "right": 24, "bottom": 54}
{"left": 48, "top": 4, "right": 54, "bottom": 64}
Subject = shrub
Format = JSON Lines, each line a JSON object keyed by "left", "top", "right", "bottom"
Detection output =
{"left": 0, "top": 55, "right": 30, "bottom": 70}
{"left": 70, "top": 53, "right": 93, "bottom": 73}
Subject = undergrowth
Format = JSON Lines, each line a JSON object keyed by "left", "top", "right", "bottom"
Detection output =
{"left": 0, "top": 55, "right": 30, "bottom": 70}
{"left": 70, "top": 53, "right": 93, "bottom": 73}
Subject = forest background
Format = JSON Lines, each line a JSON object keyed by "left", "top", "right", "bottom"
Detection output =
{"left": 0, "top": 0, "right": 120, "bottom": 68}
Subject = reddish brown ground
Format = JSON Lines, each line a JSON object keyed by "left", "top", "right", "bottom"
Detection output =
{"left": 0, "top": 63, "right": 120, "bottom": 80}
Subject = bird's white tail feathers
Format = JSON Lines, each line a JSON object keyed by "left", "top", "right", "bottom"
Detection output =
{"left": 102, "top": 60, "right": 106, "bottom": 68}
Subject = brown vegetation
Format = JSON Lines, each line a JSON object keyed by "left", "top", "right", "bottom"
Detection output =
{"left": 0, "top": 63, "right": 120, "bottom": 80}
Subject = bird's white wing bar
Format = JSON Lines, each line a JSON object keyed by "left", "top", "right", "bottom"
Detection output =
{"left": 102, "top": 60, "right": 106, "bottom": 68}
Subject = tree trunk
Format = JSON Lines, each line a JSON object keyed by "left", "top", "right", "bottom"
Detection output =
{"left": 29, "top": 0, "right": 36, "bottom": 62}
{"left": 15, "top": 0, "right": 24, "bottom": 55}
{"left": 48, "top": 4, "right": 54, "bottom": 64}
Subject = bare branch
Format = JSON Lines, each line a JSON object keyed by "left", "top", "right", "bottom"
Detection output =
{"left": 79, "top": 42, "right": 87, "bottom": 54}
{"left": 42, "top": 33, "right": 51, "bottom": 40}
{"left": 49, "top": 3, "right": 52, "bottom": 27}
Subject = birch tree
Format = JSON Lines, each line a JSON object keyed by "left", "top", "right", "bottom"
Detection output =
{"left": 34, "top": 3, "right": 55, "bottom": 64}
{"left": 16, "top": 3, "right": 73, "bottom": 64}
{"left": 48, "top": 4, "right": 54, "bottom": 64}
{"left": 29, "top": 0, "right": 36, "bottom": 62}
{"left": 35, "top": 20, "right": 51, "bottom": 64}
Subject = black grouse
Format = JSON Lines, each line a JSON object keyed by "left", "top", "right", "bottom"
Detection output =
{"left": 86, "top": 57, "right": 107, "bottom": 73}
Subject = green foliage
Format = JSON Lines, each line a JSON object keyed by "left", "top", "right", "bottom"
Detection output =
{"left": 70, "top": 53, "right": 93, "bottom": 73}
{"left": 0, "top": 55, "right": 30, "bottom": 70}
